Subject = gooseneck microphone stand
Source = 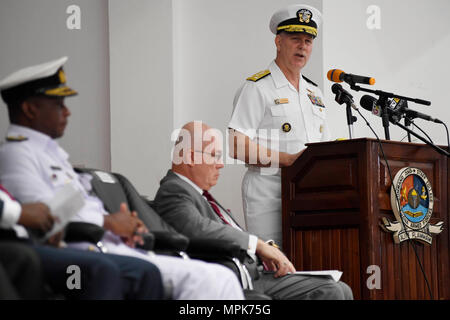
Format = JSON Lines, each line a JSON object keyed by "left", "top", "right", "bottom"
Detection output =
{"left": 345, "top": 102, "right": 358, "bottom": 139}
{"left": 404, "top": 117, "right": 413, "bottom": 142}
{"left": 332, "top": 84, "right": 357, "bottom": 139}
{"left": 378, "top": 95, "right": 391, "bottom": 140}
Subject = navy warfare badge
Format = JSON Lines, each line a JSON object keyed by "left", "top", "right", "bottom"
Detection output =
{"left": 282, "top": 123, "right": 292, "bottom": 133}
{"left": 297, "top": 9, "right": 312, "bottom": 24}
{"left": 381, "top": 167, "right": 443, "bottom": 245}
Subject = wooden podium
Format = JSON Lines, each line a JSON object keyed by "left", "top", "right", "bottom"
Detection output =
{"left": 281, "top": 138, "right": 449, "bottom": 300}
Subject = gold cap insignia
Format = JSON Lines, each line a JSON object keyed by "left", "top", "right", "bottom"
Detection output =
{"left": 298, "top": 9, "right": 312, "bottom": 23}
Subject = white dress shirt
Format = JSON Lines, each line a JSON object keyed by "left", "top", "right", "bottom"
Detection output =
{"left": 0, "top": 190, "right": 28, "bottom": 238}
{"left": 0, "top": 190, "right": 21, "bottom": 228}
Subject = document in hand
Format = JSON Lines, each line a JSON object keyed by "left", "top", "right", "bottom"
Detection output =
{"left": 44, "top": 184, "right": 85, "bottom": 239}
{"left": 294, "top": 270, "right": 343, "bottom": 282}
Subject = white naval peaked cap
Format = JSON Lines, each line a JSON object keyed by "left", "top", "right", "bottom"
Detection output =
{"left": 269, "top": 4, "right": 322, "bottom": 37}
{"left": 0, "top": 56, "right": 77, "bottom": 104}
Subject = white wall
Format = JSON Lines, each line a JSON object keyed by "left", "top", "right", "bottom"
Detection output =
{"left": 0, "top": 0, "right": 111, "bottom": 170}
{"left": 323, "top": 0, "right": 450, "bottom": 145}
{"left": 109, "top": 0, "right": 174, "bottom": 198}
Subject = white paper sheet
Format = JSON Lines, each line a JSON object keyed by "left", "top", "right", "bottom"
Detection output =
{"left": 293, "top": 270, "right": 343, "bottom": 282}
{"left": 44, "top": 184, "right": 85, "bottom": 239}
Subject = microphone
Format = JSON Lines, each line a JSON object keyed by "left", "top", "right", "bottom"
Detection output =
{"left": 328, "top": 69, "right": 376, "bottom": 86}
{"left": 360, "top": 95, "right": 443, "bottom": 124}
{"left": 404, "top": 109, "right": 443, "bottom": 124}
{"left": 331, "top": 83, "right": 358, "bottom": 110}
{"left": 359, "top": 95, "right": 404, "bottom": 123}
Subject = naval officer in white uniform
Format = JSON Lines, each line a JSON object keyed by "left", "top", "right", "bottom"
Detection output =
{"left": 228, "top": 4, "right": 331, "bottom": 247}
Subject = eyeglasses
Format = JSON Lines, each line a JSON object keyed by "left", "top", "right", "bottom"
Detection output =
{"left": 193, "top": 150, "right": 223, "bottom": 162}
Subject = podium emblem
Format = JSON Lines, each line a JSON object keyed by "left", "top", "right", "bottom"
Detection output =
{"left": 381, "top": 167, "right": 443, "bottom": 245}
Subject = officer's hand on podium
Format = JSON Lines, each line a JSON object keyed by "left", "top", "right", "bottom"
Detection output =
{"left": 279, "top": 149, "right": 305, "bottom": 167}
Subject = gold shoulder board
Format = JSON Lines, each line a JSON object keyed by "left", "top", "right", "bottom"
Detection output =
{"left": 247, "top": 70, "right": 271, "bottom": 82}
{"left": 6, "top": 135, "right": 28, "bottom": 142}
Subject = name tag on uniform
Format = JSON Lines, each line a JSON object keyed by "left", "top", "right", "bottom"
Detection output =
{"left": 274, "top": 98, "right": 289, "bottom": 105}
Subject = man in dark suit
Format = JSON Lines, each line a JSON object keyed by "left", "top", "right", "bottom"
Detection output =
{"left": 154, "top": 121, "right": 353, "bottom": 300}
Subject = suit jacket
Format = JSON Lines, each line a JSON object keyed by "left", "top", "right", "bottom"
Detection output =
{"left": 154, "top": 170, "right": 261, "bottom": 276}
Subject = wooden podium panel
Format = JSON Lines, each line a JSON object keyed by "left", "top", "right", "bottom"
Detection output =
{"left": 282, "top": 138, "right": 449, "bottom": 300}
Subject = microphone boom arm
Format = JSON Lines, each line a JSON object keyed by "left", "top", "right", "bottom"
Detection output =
{"left": 350, "top": 83, "right": 432, "bottom": 141}
{"left": 349, "top": 83, "right": 431, "bottom": 106}
{"left": 392, "top": 120, "right": 450, "bottom": 157}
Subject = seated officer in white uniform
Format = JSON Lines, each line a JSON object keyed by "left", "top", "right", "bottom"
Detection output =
{"left": 0, "top": 57, "right": 244, "bottom": 300}
{"left": 0, "top": 186, "right": 164, "bottom": 300}
{"left": 228, "top": 4, "right": 331, "bottom": 247}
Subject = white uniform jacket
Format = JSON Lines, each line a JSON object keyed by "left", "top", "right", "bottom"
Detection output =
{"left": 228, "top": 60, "right": 331, "bottom": 246}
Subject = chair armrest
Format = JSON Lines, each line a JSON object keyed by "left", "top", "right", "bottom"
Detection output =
{"left": 64, "top": 222, "right": 157, "bottom": 251}
{"left": 151, "top": 231, "right": 189, "bottom": 252}
{"left": 135, "top": 232, "right": 155, "bottom": 251}
{"left": 64, "top": 222, "right": 105, "bottom": 244}
{"left": 187, "top": 238, "right": 246, "bottom": 262}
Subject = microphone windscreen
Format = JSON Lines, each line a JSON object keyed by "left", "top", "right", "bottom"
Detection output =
{"left": 331, "top": 83, "right": 342, "bottom": 94}
{"left": 360, "top": 95, "right": 377, "bottom": 112}
{"left": 327, "top": 69, "right": 344, "bottom": 82}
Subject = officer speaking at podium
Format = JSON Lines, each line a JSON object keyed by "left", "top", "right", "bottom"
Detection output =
{"left": 228, "top": 4, "right": 331, "bottom": 247}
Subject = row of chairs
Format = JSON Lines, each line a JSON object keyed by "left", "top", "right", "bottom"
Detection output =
{"left": 64, "top": 168, "right": 270, "bottom": 300}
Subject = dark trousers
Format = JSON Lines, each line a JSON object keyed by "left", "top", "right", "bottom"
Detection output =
{"left": 0, "top": 242, "right": 44, "bottom": 299}
{"left": 0, "top": 240, "right": 163, "bottom": 299}
{"left": 32, "top": 245, "right": 164, "bottom": 300}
